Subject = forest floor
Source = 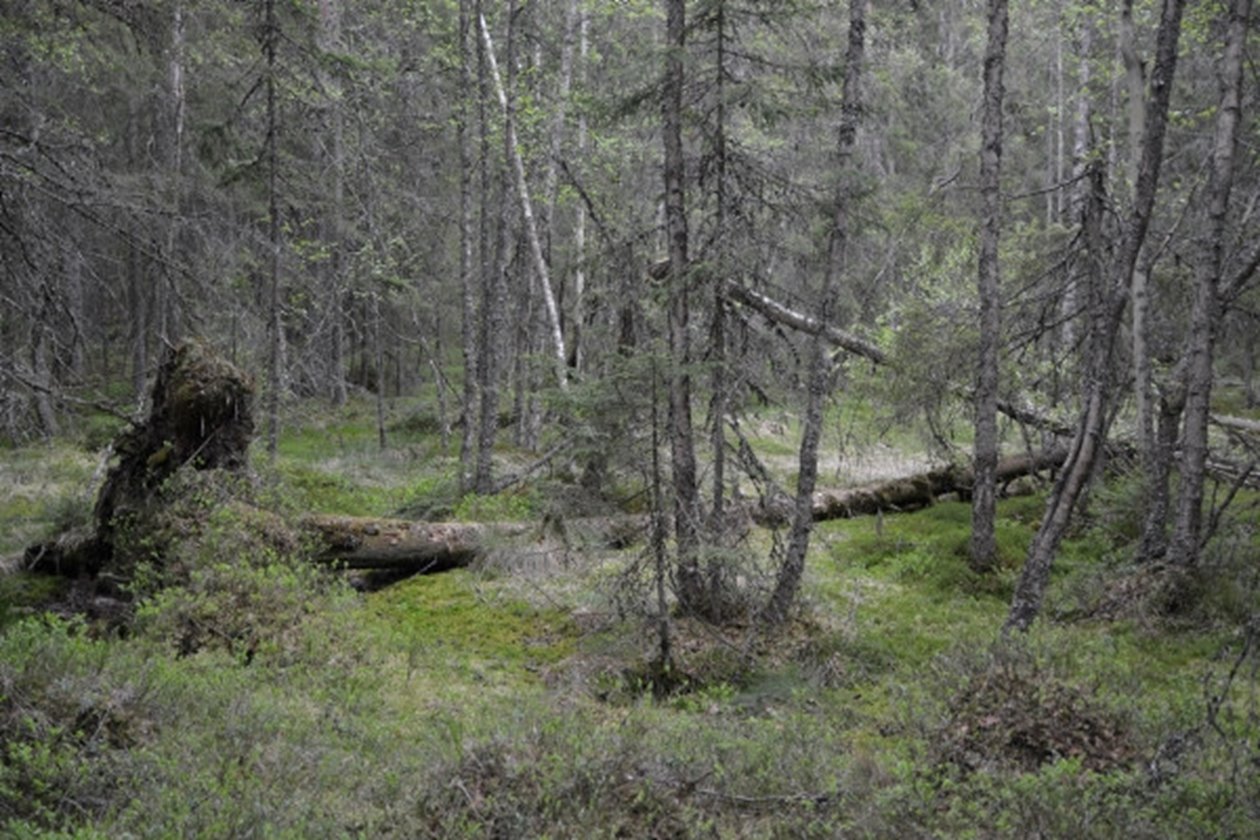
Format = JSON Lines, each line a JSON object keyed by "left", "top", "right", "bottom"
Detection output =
{"left": 1, "top": 395, "right": 1258, "bottom": 837}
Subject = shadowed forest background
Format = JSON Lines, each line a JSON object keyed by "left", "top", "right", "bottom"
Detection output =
{"left": 2, "top": 0, "right": 1260, "bottom": 836}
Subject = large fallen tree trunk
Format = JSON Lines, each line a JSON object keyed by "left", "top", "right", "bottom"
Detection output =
{"left": 302, "top": 515, "right": 530, "bottom": 572}
{"left": 306, "top": 449, "right": 1070, "bottom": 572}
{"left": 806, "top": 447, "right": 1069, "bottom": 523}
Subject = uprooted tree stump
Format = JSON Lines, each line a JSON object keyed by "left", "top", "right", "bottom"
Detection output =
{"left": 20, "top": 341, "right": 558, "bottom": 589}
{"left": 25, "top": 340, "right": 257, "bottom": 577}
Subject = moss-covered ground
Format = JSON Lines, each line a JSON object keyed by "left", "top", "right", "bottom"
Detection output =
{"left": 1, "top": 397, "right": 1256, "bottom": 837}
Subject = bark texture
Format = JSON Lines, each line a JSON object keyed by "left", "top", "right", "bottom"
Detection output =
{"left": 1005, "top": 0, "right": 1187, "bottom": 634}
{"left": 763, "top": 0, "right": 866, "bottom": 625}
{"left": 1168, "top": 0, "right": 1251, "bottom": 568}
{"left": 971, "top": 0, "right": 1009, "bottom": 574}
{"left": 662, "top": 0, "right": 704, "bottom": 614}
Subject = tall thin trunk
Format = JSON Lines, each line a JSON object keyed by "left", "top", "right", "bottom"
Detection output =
{"left": 474, "top": 4, "right": 514, "bottom": 494}
{"left": 1061, "top": 17, "right": 1093, "bottom": 355}
{"left": 127, "top": 244, "right": 148, "bottom": 401}
{"left": 763, "top": 0, "right": 866, "bottom": 625}
{"left": 1007, "top": 0, "right": 1187, "bottom": 633}
{"left": 572, "top": 10, "right": 588, "bottom": 372}
{"left": 1119, "top": 0, "right": 1146, "bottom": 196}
{"left": 264, "top": 0, "right": 283, "bottom": 460}
{"left": 541, "top": 0, "right": 578, "bottom": 255}
{"left": 1124, "top": 0, "right": 1163, "bottom": 546}
{"left": 161, "top": 0, "right": 185, "bottom": 346}
{"left": 458, "top": 0, "right": 479, "bottom": 492}
{"left": 970, "top": 0, "right": 1009, "bottom": 574}
{"left": 650, "top": 355, "right": 673, "bottom": 672}
{"left": 319, "top": 0, "right": 348, "bottom": 407}
{"left": 709, "top": 0, "right": 729, "bottom": 524}
{"left": 1169, "top": 0, "right": 1251, "bottom": 567}
{"left": 32, "top": 321, "right": 58, "bottom": 439}
{"left": 478, "top": 13, "right": 569, "bottom": 391}
{"left": 662, "top": 0, "right": 704, "bottom": 612}
{"left": 374, "top": 292, "right": 387, "bottom": 450}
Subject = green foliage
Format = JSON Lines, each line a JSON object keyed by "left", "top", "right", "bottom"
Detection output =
{"left": 453, "top": 487, "right": 540, "bottom": 522}
{"left": 834, "top": 498, "right": 1031, "bottom": 599}
{"left": 3, "top": 404, "right": 1259, "bottom": 837}
{"left": 0, "top": 574, "right": 69, "bottom": 630}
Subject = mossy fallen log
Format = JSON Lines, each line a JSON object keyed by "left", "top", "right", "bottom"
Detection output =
{"left": 301, "top": 515, "right": 530, "bottom": 571}
{"left": 753, "top": 447, "right": 1069, "bottom": 526}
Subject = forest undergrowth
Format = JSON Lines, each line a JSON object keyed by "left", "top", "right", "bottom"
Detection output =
{"left": 1, "top": 396, "right": 1258, "bottom": 838}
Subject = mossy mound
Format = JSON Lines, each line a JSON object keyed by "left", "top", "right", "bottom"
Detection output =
{"left": 934, "top": 653, "right": 1135, "bottom": 775}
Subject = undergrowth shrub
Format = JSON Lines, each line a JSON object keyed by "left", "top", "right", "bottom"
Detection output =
{"left": 0, "top": 617, "right": 154, "bottom": 833}
{"left": 114, "top": 468, "right": 335, "bottom": 659}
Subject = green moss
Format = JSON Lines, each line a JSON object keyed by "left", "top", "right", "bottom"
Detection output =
{"left": 453, "top": 488, "right": 539, "bottom": 522}
{"left": 273, "top": 464, "right": 400, "bottom": 516}
{"left": 367, "top": 570, "right": 577, "bottom": 679}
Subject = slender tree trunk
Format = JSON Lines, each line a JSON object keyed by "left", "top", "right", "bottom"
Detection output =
{"left": 1168, "top": 0, "right": 1251, "bottom": 567}
{"left": 571, "top": 10, "right": 589, "bottom": 372}
{"left": 763, "top": 0, "right": 866, "bottom": 625}
{"left": 264, "top": 0, "right": 282, "bottom": 460}
{"left": 127, "top": 244, "right": 148, "bottom": 401}
{"left": 478, "top": 13, "right": 569, "bottom": 392}
{"left": 1119, "top": 0, "right": 1146, "bottom": 196}
{"left": 1060, "top": 18, "right": 1092, "bottom": 356}
{"left": 650, "top": 356, "right": 673, "bottom": 672}
{"left": 1124, "top": 0, "right": 1167, "bottom": 553}
{"left": 1137, "top": 384, "right": 1184, "bottom": 560}
{"left": 161, "top": 0, "right": 185, "bottom": 346}
{"left": 709, "top": 0, "right": 729, "bottom": 525}
{"left": 373, "top": 292, "right": 387, "bottom": 450}
{"left": 31, "top": 321, "right": 58, "bottom": 439}
{"left": 458, "top": 0, "right": 479, "bottom": 491}
{"left": 662, "top": 0, "right": 704, "bottom": 613}
{"left": 970, "top": 0, "right": 1009, "bottom": 574}
{"left": 474, "top": 4, "right": 514, "bottom": 494}
{"left": 1007, "top": 0, "right": 1187, "bottom": 633}
{"left": 318, "top": 0, "right": 349, "bottom": 408}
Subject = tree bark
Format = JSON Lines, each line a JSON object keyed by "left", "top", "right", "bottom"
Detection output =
{"left": 458, "top": 0, "right": 479, "bottom": 492}
{"left": 572, "top": 11, "right": 590, "bottom": 373}
{"left": 318, "top": 0, "right": 348, "bottom": 409}
{"left": 478, "top": 12, "right": 569, "bottom": 391}
{"left": 971, "top": 0, "right": 1009, "bottom": 574}
{"left": 1006, "top": 0, "right": 1187, "bottom": 633}
{"left": 662, "top": 0, "right": 704, "bottom": 614}
{"left": 264, "top": 0, "right": 283, "bottom": 460}
{"left": 473, "top": 3, "right": 512, "bottom": 494}
{"left": 797, "top": 447, "right": 1067, "bottom": 526}
{"left": 708, "top": 0, "right": 730, "bottom": 525}
{"left": 763, "top": 0, "right": 866, "bottom": 625}
{"left": 1168, "top": 0, "right": 1251, "bottom": 568}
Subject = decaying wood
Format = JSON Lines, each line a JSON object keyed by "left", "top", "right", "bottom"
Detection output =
{"left": 301, "top": 515, "right": 529, "bottom": 571}
{"left": 749, "top": 448, "right": 1068, "bottom": 526}
{"left": 804, "top": 447, "right": 1066, "bottom": 525}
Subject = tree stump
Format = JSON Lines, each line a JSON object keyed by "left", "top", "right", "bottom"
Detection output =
{"left": 26, "top": 340, "right": 255, "bottom": 575}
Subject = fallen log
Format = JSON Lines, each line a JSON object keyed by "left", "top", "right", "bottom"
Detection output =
{"left": 803, "top": 447, "right": 1068, "bottom": 524}
{"left": 301, "top": 515, "right": 530, "bottom": 572}
{"left": 811, "top": 450, "right": 1068, "bottom": 521}
{"left": 741, "top": 448, "right": 1067, "bottom": 527}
